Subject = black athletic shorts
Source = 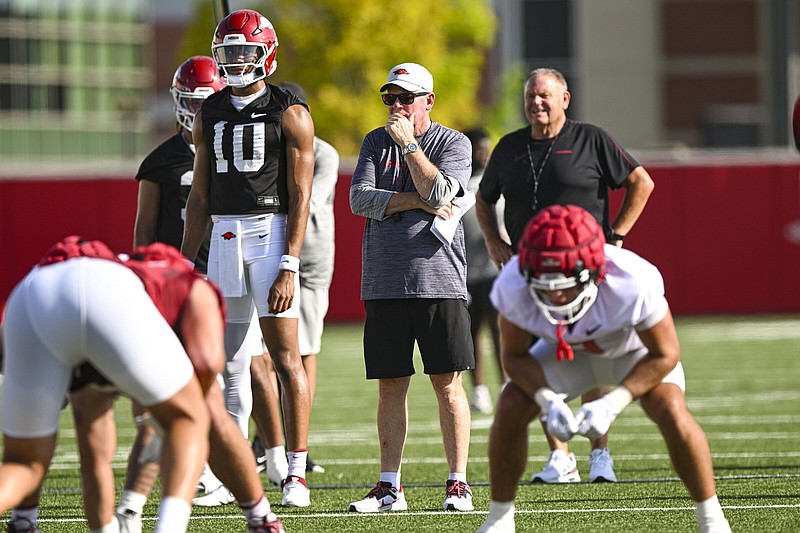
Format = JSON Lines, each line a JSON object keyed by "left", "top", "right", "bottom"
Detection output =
{"left": 363, "top": 298, "right": 475, "bottom": 379}
{"left": 467, "top": 279, "right": 498, "bottom": 329}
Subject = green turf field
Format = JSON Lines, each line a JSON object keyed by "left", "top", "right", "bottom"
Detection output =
{"left": 10, "top": 315, "right": 800, "bottom": 532}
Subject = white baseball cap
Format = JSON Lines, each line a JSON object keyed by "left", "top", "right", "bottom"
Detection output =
{"left": 380, "top": 62, "right": 434, "bottom": 93}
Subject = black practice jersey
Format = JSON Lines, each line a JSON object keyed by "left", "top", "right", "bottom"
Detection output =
{"left": 479, "top": 120, "right": 639, "bottom": 250}
{"left": 200, "top": 84, "right": 307, "bottom": 216}
{"left": 135, "top": 133, "right": 211, "bottom": 272}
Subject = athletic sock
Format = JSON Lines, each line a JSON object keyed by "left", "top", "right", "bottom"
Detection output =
{"left": 695, "top": 495, "right": 731, "bottom": 533}
{"left": 287, "top": 449, "right": 308, "bottom": 478}
{"left": 380, "top": 471, "right": 400, "bottom": 488}
{"left": 89, "top": 515, "right": 119, "bottom": 533}
{"left": 487, "top": 500, "right": 515, "bottom": 523}
{"left": 240, "top": 494, "right": 272, "bottom": 521}
{"left": 154, "top": 496, "right": 191, "bottom": 533}
{"left": 117, "top": 489, "right": 148, "bottom": 516}
{"left": 448, "top": 472, "right": 467, "bottom": 483}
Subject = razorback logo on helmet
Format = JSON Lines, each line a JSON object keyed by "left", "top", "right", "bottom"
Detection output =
{"left": 393, "top": 68, "right": 410, "bottom": 75}
{"left": 541, "top": 257, "right": 562, "bottom": 268}
{"left": 222, "top": 232, "right": 237, "bottom": 240}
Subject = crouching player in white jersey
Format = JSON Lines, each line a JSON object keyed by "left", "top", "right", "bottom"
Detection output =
{"left": 477, "top": 205, "right": 731, "bottom": 533}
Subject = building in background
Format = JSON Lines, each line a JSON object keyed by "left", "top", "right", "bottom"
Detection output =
{"left": 0, "top": 0, "right": 152, "bottom": 163}
{"left": 2, "top": 0, "right": 799, "bottom": 165}
{"left": 489, "top": 0, "right": 800, "bottom": 149}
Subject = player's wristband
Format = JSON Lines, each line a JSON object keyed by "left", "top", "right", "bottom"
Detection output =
{"left": 534, "top": 387, "right": 560, "bottom": 409}
{"left": 604, "top": 386, "right": 634, "bottom": 413}
{"left": 279, "top": 254, "right": 300, "bottom": 273}
{"left": 605, "top": 229, "right": 626, "bottom": 242}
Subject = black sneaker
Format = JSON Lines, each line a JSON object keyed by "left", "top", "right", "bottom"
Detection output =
{"left": 7, "top": 519, "right": 40, "bottom": 533}
{"left": 306, "top": 455, "right": 325, "bottom": 474}
{"left": 252, "top": 435, "right": 267, "bottom": 473}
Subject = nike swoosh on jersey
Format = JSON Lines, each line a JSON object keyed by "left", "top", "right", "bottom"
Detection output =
{"left": 251, "top": 112, "right": 267, "bottom": 118}
{"left": 258, "top": 234, "right": 268, "bottom": 239}
{"left": 586, "top": 324, "right": 601, "bottom": 335}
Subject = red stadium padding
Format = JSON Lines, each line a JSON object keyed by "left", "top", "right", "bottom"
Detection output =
{"left": 2, "top": 163, "right": 800, "bottom": 318}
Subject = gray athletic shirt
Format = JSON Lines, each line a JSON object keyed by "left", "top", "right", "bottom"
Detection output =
{"left": 299, "top": 136, "right": 339, "bottom": 290}
{"left": 350, "top": 122, "right": 472, "bottom": 301}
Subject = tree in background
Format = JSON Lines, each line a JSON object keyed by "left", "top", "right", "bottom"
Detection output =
{"left": 180, "top": 0, "right": 497, "bottom": 155}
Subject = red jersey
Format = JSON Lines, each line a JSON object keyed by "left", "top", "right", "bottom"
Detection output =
{"left": 126, "top": 242, "right": 225, "bottom": 328}
{"left": 38, "top": 237, "right": 224, "bottom": 329}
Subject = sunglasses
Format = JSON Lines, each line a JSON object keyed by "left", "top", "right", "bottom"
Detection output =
{"left": 381, "top": 92, "right": 428, "bottom": 106}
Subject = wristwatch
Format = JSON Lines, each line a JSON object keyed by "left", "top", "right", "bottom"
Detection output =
{"left": 605, "top": 229, "right": 626, "bottom": 242}
{"left": 401, "top": 142, "right": 419, "bottom": 157}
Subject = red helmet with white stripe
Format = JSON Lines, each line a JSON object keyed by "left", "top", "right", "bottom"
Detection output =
{"left": 518, "top": 205, "right": 606, "bottom": 325}
{"left": 212, "top": 9, "right": 278, "bottom": 88}
{"left": 170, "top": 56, "right": 226, "bottom": 133}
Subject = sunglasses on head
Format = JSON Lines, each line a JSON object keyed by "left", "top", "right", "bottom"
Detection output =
{"left": 381, "top": 92, "right": 428, "bottom": 106}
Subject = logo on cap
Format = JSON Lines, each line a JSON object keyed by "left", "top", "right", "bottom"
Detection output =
{"left": 393, "top": 68, "right": 410, "bottom": 75}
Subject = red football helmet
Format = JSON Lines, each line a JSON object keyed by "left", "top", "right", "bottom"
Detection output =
{"left": 38, "top": 235, "right": 119, "bottom": 267}
{"left": 170, "top": 56, "right": 226, "bottom": 132}
{"left": 212, "top": 9, "right": 278, "bottom": 88}
{"left": 518, "top": 205, "right": 606, "bottom": 325}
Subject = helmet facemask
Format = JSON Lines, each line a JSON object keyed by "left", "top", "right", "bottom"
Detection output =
{"left": 170, "top": 85, "right": 216, "bottom": 132}
{"left": 169, "top": 56, "right": 226, "bottom": 134}
{"left": 212, "top": 36, "right": 277, "bottom": 88}
{"left": 525, "top": 266, "right": 600, "bottom": 326}
{"left": 517, "top": 205, "right": 607, "bottom": 333}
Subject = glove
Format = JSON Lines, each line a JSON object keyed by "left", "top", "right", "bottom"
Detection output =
{"left": 534, "top": 387, "right": 579, "bottom": 441}
{"left": 575, "top": 386, "right": 633, "bottom": 439}
{"left": 545, "top": 399, "right": 579, "bottom": 441}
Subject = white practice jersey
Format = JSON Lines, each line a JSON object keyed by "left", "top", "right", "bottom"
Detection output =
{"left": 490, "top": 245, "right": 669, "bottom": 359}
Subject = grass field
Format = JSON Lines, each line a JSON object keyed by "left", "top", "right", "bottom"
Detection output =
{"left": 9, "top": 315, "right": 800, "bottom": 532}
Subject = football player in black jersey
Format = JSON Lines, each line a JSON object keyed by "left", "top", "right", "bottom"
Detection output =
{"left": 182, "top": 10, "right": 316, "bottom": 509}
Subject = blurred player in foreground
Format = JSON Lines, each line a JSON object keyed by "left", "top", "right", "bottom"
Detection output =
{"left": 477, "top": 206, "right": 731, "bottom": 533}
{"left": 1, "top": 238, "right": 286, "bottom": 533}
{"left": 0, "top": 237, "right": 217, "bottom": 533}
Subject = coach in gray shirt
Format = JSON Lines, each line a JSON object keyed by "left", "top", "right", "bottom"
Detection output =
{"left": 347, "top": 62, "right": 476, "bottom": 513}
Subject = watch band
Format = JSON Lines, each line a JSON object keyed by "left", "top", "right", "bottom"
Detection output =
{"left": 402, "top": 142, "right": 418, "bottom": 157}
{"left": 605, "top": 229, "right": 625, "bottom": 242}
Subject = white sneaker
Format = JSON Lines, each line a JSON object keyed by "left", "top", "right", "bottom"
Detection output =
{"left": 470, "top": 385, "right": 493, "bottom": 415}
{"left": 192, "top": 485, "right": 235, "bottom": 507}
{"left": 196, "top": 463, "right": 223, "bottom": 494}
{"left": 476, "top": 513, "right": 515, "bottom": 532}
{"left": 116, "top": 508, "right": 142, "bottom": 533}
{"left": 588, "top": 448, "right": 617, "bottom": 483}
{"left": 443, "top": 480, "right": 474, "bottom": 511}
{"left": 348, "top": 482, "right": 408, "bottom": 512}
{"left": 281, "top": 476, "right": 311, "bottom": 507}
{"left": 531, "top": 450, "right": 581, "bottom": 483}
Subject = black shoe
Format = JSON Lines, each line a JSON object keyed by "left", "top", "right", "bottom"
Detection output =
{"left": 306, "top": 456, "right": 325, "bottom": 474}
{"left": 252, "top": 434, "right": 266, "bottom": 458}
